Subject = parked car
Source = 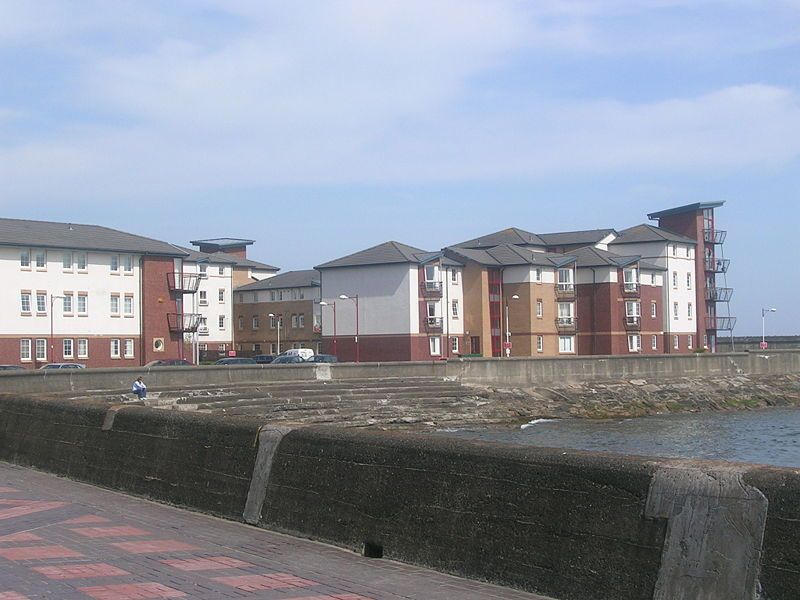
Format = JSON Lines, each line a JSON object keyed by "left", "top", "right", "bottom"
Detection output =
{"left": 252, "top": 355, "right": 276, "bottom": 364}
{"left": 214, "top": 357, "right": 257, "bottom": 365}
{"left": 280, "top": 348, "right": 315, "bottom": 360}
{"left": 308, "top": 354, "right": 338, "bottom": 363}
{"left": 144, "top": 359, "right": 191, "bottom": 367}
{"left": 0, "top": 365, "right": 25, "bottom": 371}
{"left": 39, "top": 363, "right": 86, "bottom": 369}
{"left": 270, "top": 355, "right": 307, "bottom": 364}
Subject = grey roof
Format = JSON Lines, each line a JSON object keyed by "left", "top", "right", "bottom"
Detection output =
{"left": 445, "top": 244, "right": 576, "bottom": 268}
{"left": 570, "top": 246, "right": 665, "bottom": 271}
{"left": 190, "top": 237, "right": 254, "bottom": 248}
{"left": 538, "top": 228, "right": 617, "bottom": 247}
{"left": 0, "top": 217, "right": 187, "bottom": 257}
{"left": 316, "top": 241, "right": 428, "bottom": 269}
{"left": 452, "top": 227, "right": 546, "bottom": 249}
{"left": 236, "top": 270, "right": 319, "bottom": 292}
{"left": 610, "top": 224, "right": 697, "bottom": 245}
{"left": 648, "top": 201, "right": 724, "bottom": 219}
{"left": 173, "top": 245, "right": 279, "bottom": 271}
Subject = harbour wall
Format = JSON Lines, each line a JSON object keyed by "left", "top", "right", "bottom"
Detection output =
{"left": 1, "top": 395, "right": 798, "bottom": 600}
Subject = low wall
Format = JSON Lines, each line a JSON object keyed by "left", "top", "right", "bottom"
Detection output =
{"left": 1, "top": 396, "right": 798, "bottom": 600}
{"left": 1, "top": 349, "right": 799, "bottom": 395}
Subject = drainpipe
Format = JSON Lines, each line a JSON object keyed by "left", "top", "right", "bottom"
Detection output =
{"left": 591, "top": 267, "right": 597, "bottom": 356}
{"left": 444, "top": 262, "right": 450, "bottom": 358}
{"left": 138, "top": 256, "right": 145, "bottom": 365}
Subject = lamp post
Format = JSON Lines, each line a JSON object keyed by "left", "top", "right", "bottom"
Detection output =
{"left": 504, "top": 294, "right": 520, "bottom": 358}
{"left": 339, "top": 294, "right": 359, "bottom": 362}
{"left": 268, "top": 313, "right": 282, "bottom": 355}
{"left": 761, "top": 307, "right": 777, "bottom": 348}
{"left": 320, "top": 301, "right": 337, "bottom": 357}
{"left": 49, "top": 294, "right": 67, "bottom": 363}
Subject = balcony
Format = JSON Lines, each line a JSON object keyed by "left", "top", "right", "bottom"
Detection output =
{"left": 167, "top": 272, "right": 201, "bottom": 294}
{"left": 704, "top": 257, "right": 730, "bottom": 273}
{"left": 426, "top": 316, "right": 443, "bottom": 330}
{"left": 555, "top": 283, "right": 576, "bottom": 300}
{"left": 555, "top": 316, "right": 577, "bottom": 332}
{"left": 198, "top": 325, "right": 209, "bottom": 336}
{"left": 707, "top": 316, "right": 737, "bottom": 331}
{"left": 420, "top": 280, "right": 443, "bottom": 297}
{"left": 624, "top": 315, "right": 641, "bottom": 330}
{"left": 621, "top": 282, "right": 640, "bottom": 297}
{"left": 703, "top": 229, "right": 727, "bottom": 244}
{"left": 167, "top": 312, "right": 203, "bottom": 333}
{"left": 706, "top": 287, "right": 734, "bottom": 302}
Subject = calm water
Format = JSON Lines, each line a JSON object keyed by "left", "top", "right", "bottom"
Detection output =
{"left": 436, "top": 407, "right": 800, "bottom": 468}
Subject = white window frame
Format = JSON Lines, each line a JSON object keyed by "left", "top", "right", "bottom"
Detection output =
{"left": 558, "top": 335, "right": 575, "bottom": 354}
{"left": 20, "top": 292, "right": 31, "bottom": 314}
{"left": 20, "top": 250, "right": 30, "bottom": 269}
{"left": 36, "top": 293, "right": 47, "bottom": 314}
{"left": 35, "top": 339, "right": 47, "bottom": 361}
{"left": 124, "top": 339, "right": 135, "bottom": 358}
{"left": 687, "top": 335, "right": 693, "bottom": 350}
{"left": 673, "top": 335, "right": 680, "bottom": 350}
{"left": 20, "top": 339, "right": 31, "bottom": 361}
{"left": 627, "top": 334, "right": 641, "bottom": 353}
{"left": 123, "top": 295, "right": 133, "bottom": 317}
{"left": 218, "top": 288, "right": 225, "bottom": 303}
{"left": 686, "top": 272, "right": 692, "bottom": 290}
{"left": 536, "top": 300, "right": 543, "bottom": 318}
{"left": 199, "top": 264, "right": 208, "bottom": 278}
{"left": 687, "top": 302, "right": 693, "bottom": 319}
{"left": 238, "top": 316, "right": 244, "bottom": 330}
{"left": 672, "top": 271, "right": 678, "bottom": 289}
{"left": 536, "top": 335, "right": 544, "bottom": 353}
{"left": 62, "top": 252, "right": 73, "bottom": 271}
{"left": 651, "top": 302, "right": 657, "bottom": 319}
{"left": 62, "top": 339, "right": 73, "bottom": 359}
{"left": 291, "top": 314, "right": 298, "bottom": 328}
{"left": 199, "top": 290, "right": 208, "bottom": 306}
{"left": 451, "top": 300, "right": 459, "bottom": 318}
{"left": 651, "top": 335, "right": 658, "bottom": 350}
{"left": 534, "top": 267, "right": 542, "bottom": 282}
{"left": 123, "top": 255, "right": 133, "bottom": 274}
{"left": 77, "top": 293, "right": 88, "bottom": 315}
{"left": 218, "top": 315, "right": 226, "bottom": 330}
{"left": 110, "top": 294, "right": 120, "bottom": 316}
{"left": 298, "top": 314, "right": 305, "bottom": 328}
{"left": 252, "top": 315, "right": 259, "bottom": 330}
{"left": 110, "top": 339, "right": 120, "bottom": 358}
{"left": 673, "top": 302, "right": 679, "bottom": 320}
{"left": 218, "top": 265, "right": 224, "bottom": 275}
{"left": 77, "top": 339, "right": 88, "bottom": 358}
{"left": 110, "top": 255, "right": 119, "bottom": 273}
{"left": 76, "top": 253, "right": 88, "bottom": 271}
{"left": 451, "top": 269, "right": 458, "bottom": 284}
{"left": 429, "top": 336, "right": 441, "bottom": 356}
{"left": 451, "top": 337, "right": 459, "bottom": 353}
{"left": 63, "top": 293, "right": 73, "bottom": 315}
{"left": 35, "top": 250, "right": 46, "bottom": 270}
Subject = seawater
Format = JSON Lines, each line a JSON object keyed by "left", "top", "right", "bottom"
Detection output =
{"left": 435, "top": 407, "right": 800, "bottom": 468}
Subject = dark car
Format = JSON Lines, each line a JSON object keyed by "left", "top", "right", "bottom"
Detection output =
{"left": 39, "top": 363, "right": 86, "bottom": 370}
{"left": 308, "top": 354, "right": 338, "bottom": 363}
{"left": 144, "top": 359, "right": 191, "bottom": 367}
{"left": 0, "top": 365, "right": 25, "bottom": 371}
{"left": 252, "top": 355, "right": 276, "bottom": 364}
{"left": 214, "top": 357, "right": 257, "bottom": 365}
{"left": 270, "top": 355, "right": 306, "bottom": 364}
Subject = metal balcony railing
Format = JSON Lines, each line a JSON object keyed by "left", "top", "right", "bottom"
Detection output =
{"left": 555, "top": 317, "right": 577, "bottom": 332}
{"left": 707, "top": 316, "right": 737, "bottom": 331}
{"left": 420, "top": 281, "right": 443, "bottom": 296}
{"left": 622, "top": 282, "right": 640, "bottom": 297}
{"left": 426, "top": 316, "right": 443, "bottom": 329}
{"left": 198, "top": 325, "right": 209, "bottom": 335}
{"left": 167, "top": 312, "right": 203, "bottom": 333}
{"left": 556, "top": 283, "right": 575, "bottom": 299}
{"left": 706, "top": 287, "right": 734, "bottom": 302}
{"left": 167, "top": 272, "right": 201, "bottom": 293}
{"left": 624, "top": 315, "right": 641, "bottom": 330}
{"left": 703, "top": 229, "right": 727, "bottom": 244}
{"left": 704, "top": 257, "right": 730, "bottom": 273}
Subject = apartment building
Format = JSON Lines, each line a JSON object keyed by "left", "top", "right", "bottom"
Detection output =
{"left": 315, "top": 242, "right": 464, "bottom": 362}
{"left": 233, "top": 270, "right": 321, "bottom": 356}
{"left": 0, "top": 218, "right": 188, "bottom": 368}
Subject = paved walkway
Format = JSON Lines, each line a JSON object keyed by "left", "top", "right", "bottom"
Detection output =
{"left": 0, "top": 463, "right": 550, "bottom": 600}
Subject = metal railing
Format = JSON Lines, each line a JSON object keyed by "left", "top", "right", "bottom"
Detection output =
{"left": 704, "top": 257, "right": 730, "bottom": 273}
{"left": 426, "top": 316, "right": 443, "bottom": 328}
{"left": 555, "top": 283, "right": 575, "bottom": 299}
{"left": 555, "top": 316, "right": 577, "bottom": 332}
{"left": 622, "top": 282, "right": 640, "bottom": 296}
{"left": 167, "top": 312, "right": 203, "bottom": 333}
{"left": 625, "top": 315, "right": 641, "bottom": 330}
{"left": 167, "top": 272, "right": 201, "bottom": 293}
{"left": 707, "top": 316, "right": 737, "bottom": 331}
{"left": 706, "top": 287, "right": 734, "bottom": 302}
{"left": 703, "top": 229, "right": 727, "bottom": 244}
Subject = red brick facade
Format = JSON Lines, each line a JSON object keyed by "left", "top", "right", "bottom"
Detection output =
{"left": 140, "top": 256, "right": 182, "bottom": 364}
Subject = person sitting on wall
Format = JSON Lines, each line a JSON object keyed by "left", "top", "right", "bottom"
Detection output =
{"left": 132, "top": 377, "right": 147, "bottom": 400}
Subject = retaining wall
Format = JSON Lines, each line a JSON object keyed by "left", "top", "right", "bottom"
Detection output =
{"left": 1, "top": 349, "right": 799, "bottom": 395}
{"left": 1, "top": 396, "right": 799, "bottom": 600}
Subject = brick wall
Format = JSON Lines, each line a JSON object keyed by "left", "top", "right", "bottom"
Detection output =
{"left": 141, "top": 257, "right": 181, "bottom": 364}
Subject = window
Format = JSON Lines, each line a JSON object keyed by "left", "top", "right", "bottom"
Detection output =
{"left": 218, "top": 315, "right": 225, "bottom": 330}
{"left": 35, "top": 251, "right": 46, "bottom": 269}
{"left": 77, "top": 293, "right": 88, "bottom": 315}
{"left": 63, "top": 339, "right": 73, "bottom": 359}
{"left": 651, "top": 335, "right": 658, "bottom": 350}
{"left": 557, "top": 302, "right": 574, "bottom": 325}
{"left": 672, "top": 272, "right": 678, "bottom": 288}
{"left": 110, "top": 339, "right": 120, "bottom": 358}
{"left": 536, "top": 300, "right": 543, "bottom": 318}
{"left": 558, "top": 335, "right": 575, "bottom": 353}
{"left": 291, "top": 314, "right": 298, "bottom": 328}
{"left": 673, "top": 335, "right": 680, "bottom": 350}
{"left": 20, "top": 292, "right": 31, "bottom": 313}
{"left": 124, "top": 295, "right": 133, "bottom": 316}
{"left": 62, "top": 252, "right": 72, "bottom": 270}
{"left": 199, "top": 264, "right": 208, "bottom": 278}
{"left": 623, "top": 268, "right": 638, "bottom": 292}
{"left": 218, "top": 266, "right": 224, "bottom": 275}
{"left": 35, "top": 339, "right": 47, "bottom": 361}
{"left": 124, "top": 339, "right": 134, "bottom": 358}
{"left": 279, "top": 290, "right": 286, "bottom": 301}
{"left": 673, "top": 302, "right": 679, "bottom": 320}
{"left": 627, "top": 334, "right": 641, "bottom": 353}
{"left": 199, "top": 317, "right": 208, "bottom": 333}
{"left": 298, "top": 314, "right": 305, "bottom": 328}
{"left": 688, "top": 303, "right": 693, "bottom": 319}
{"left": 218, "top": 288, "right": 225, "bottom": 303}
{"left": 687, "top": 335, "right": 693, "bottom": 350}
{"left": 451, "top": 337, "right": 459, "bottom": 353}
{"left": 36, "top": 293, "right": 47, "bottom": 314}
{"left": 557, "top": 268, "right": 574, "bottom": 291}
{"left": 291, "top": 289, "right": 298, "bottom": 300}
{"left": 534, "top": 267, "right": 542, "bottom": 282}
{"left": 63, "top": 293, "right": 73, "bottom": 314}
{"left": 238, "top": 293, "right": 244, "bottom": 303}
{"left": 199, "top": 291, "right": 208, "bottom": 306}
{"left": 78, "top": 339, "right": 88, "bottom": 358}
{"left": 299, "top": 289, "right": 305, "bottom": 299}
{"left": 76, "top": 253, "right": 87, "bottom": 271}
{"left": 123, "top": 255, "right": 133, "bottom": 273}
{"left": 270, "top": 291, "right": 276, "bottom": 301}
{"left": 270, "top": 316, "right": 278, "bottom": 328}
{"left": 451, "top": 300, "right": 459, "bottom": 318}
{"left": 686, "top": 273, "right": 692, "bottom": 290}
{"left": 110, "top": 294, "right": 120, "bottom": 315}
{"left": 253, "top": 343, "right": 261, "bottom": 353}
{"left": 20, "top": 250, "right": 30, "bottom": 268}
{"left": 672, "top": 244, "right": 677, "bottom": 256}
{"left": 237, "top": 316, "right": 244, "bottom": 330}
{"left": 20, "top": 339, "right": 31, "bottom": 361}
{"left": 429, "top": 336, "right": 441, "bottom": 356}
{"left": 451, "top": 269, "right": 458, "bottom": 283}
{"left": 651, "top": 302, "right": 657, "bottom": 319}
{"left": 252, "top": 315, "right": 259, "bottom": 329}
{"left": 536, "top": 335, "right": 544, "bottom": 353}
{"left": 110, "top": 255, "right": 119, "bottom": 273}
{"left": 270, "top": 343, "right": 277, "bottom": 354}
{"left": 625, "top": 301, "right": 641, "bottom": 317}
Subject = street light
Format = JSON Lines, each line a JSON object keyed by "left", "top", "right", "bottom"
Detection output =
{"left": 761, "top": 307, "right": 777, "bottom": 348}
{"left": 268, "top": 313, "right": 282, "bottom": 355}
{"left": 338, "top": 294, "right": 359, "bottom": 363}
{"left": 49, "top": 294, "right": 67, "bottom": 363}
{"left": 505, "top": 294, "right": 520, "bottom": 358}
{"left": 319, "top": 301, "right": 337, "bottom": 357}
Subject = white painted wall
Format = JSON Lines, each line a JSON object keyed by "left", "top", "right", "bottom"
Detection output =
{"left": 503, "top": 265, "right": 557, "bottom": 284}
{"left": 182, "top": 260, "right": 233, "bottom": 345}
{"left": 442, "top": 265, "right": 464, "bottom": 336}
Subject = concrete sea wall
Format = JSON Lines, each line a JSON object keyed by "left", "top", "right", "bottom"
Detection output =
{"left": 1, "top": 396, "right": 798, "bottom": 600}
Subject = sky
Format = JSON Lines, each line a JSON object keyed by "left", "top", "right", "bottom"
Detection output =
{"left": 0, "top": 0, "right": 798, "bottom": 335}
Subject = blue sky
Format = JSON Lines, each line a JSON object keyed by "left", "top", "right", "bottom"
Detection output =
{"left": 1, "top": 1, "right": 798, "bottom": 335}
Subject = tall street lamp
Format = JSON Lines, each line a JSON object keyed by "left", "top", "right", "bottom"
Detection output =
{"left": 50, "top": 294, "right": 67, "bottom": 362}
{"left": 504, "top": 294, "right": 520, "bottom": 358}
{"left": 268, "top": 313, "right": 282, "bottom": 355}
{"left": 320, "top": 301, "right": 337, "bottom": 357}
{"left": 761, "top": 307, "right": 777, "bottom": 348}
{"left": 339, "top": 294, "right": 359, "bottom": 363}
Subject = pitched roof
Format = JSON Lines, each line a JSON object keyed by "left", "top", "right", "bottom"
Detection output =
{"left": 570, "top": 246, "right": 664, "bottom": 271}
{"left": 610, "top": 224, "right": 697, "bottom": 245}
{"left": 445, "top": 244, "right": 576, "bottom": 268}
{"left": 316, "top": 241, "right": 428, "bottom": 269}
{"left": 190, "top": 237, "right": 255, "bottom": 248}
{"left": 537, "top": 228, "right": 617, "bottom": 247}
{"left": 0, "top": 217, "right": 187, "bottom": 257}
{"left": 452, "top": 227, "right": 546, "bottom": 249}
{"left": 648, "top": 202, "right": 724, "bottom": 220}
{"left": 174, "top": 245, "right": 279, "bottom": 271}
{"left": 236, "top": 270, "right": 319, "bottom": 291}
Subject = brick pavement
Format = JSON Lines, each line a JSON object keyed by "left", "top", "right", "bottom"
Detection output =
{"left": 0, "top": 462, "right": 551, "bottom": 600}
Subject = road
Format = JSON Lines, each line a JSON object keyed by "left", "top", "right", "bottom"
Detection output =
{"left": 0, "top": 462, "right": 549, "bottom": 600}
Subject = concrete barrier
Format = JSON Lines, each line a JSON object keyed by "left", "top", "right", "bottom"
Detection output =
{"left": 1, "top": 349, "right": 799, "bottom": 395}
